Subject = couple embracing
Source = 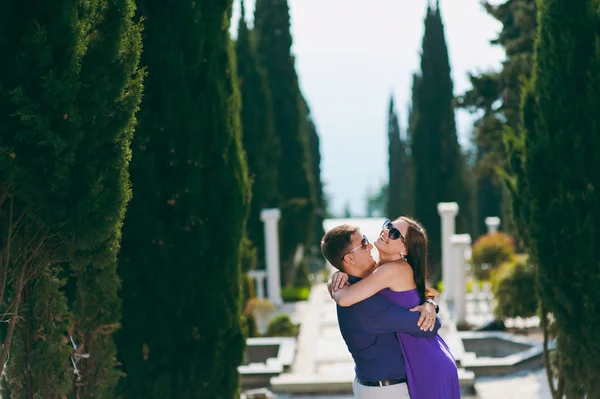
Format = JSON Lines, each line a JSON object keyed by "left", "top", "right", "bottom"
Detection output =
{"left": 321, "top": 217, "right": 460, "bottom": 399}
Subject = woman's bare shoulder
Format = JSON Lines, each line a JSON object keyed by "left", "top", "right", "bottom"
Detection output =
{"left": 379, "top": 260, "right": 413, "bottom": 273}
{"left": 380, "top": 260, "right": 415, "bottom": 290}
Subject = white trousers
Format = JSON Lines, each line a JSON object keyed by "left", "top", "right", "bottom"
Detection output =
{"left": 352, "top": 377, "right": 410, "bottom": 399}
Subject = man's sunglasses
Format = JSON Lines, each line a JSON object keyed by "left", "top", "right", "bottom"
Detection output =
{"left": 342, "top": 235, "right": 369, "bottom": 259}
{"left": 383, "top": 219, "right": 405, "bottom": 242}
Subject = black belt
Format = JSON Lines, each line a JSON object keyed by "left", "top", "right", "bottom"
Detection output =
{"left": 357, "top": 377, "right": 407, "bottom": 387}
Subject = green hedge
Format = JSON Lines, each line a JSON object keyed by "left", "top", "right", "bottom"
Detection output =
{"left": 265, "top": 314, "right": 299, "bottom": 337}
{"left": 281, "top": 287, "right": 311, "bottom": 302}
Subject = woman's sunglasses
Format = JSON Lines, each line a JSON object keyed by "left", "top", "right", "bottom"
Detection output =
{"left": 383, "top": 219, "right": 405, "bottom": 242}
{"left": 342, "top": 234, "right": 369, "bottom": 259}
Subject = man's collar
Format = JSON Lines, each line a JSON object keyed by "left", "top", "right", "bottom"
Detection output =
{"left": 348, "top": 275, "right": 362, "bottom": 284}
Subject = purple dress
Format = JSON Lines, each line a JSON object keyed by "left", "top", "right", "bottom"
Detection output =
{"left": 378, "top": 288, "right": 460, "bottom": 399}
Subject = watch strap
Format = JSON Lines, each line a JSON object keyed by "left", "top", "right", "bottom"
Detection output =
{"left": 426, "top": 298, "right": 439, "bottom": 314}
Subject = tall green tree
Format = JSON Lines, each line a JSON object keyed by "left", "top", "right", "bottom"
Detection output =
{"left": 459, "top": 0, "right": 536, "bottom": 240}
{"left": 116, "top": 1, "right": 250, "bottom": 398}
{"left": 410, "top": 2, "right": 471, "bottom": 278}
{"left": 0, "top": 1, "right": 84, "bottom": 388}
{"left": 254, "top": 0, "right": 315, "bottom": 285}
{"left": 459, "top": 73, "right": 506, "bottom": 237}
{"left": 0, "top": 1, "right": 143, "bottom": 397}
{"left": 64, "top": 1, "right": 144, "bottom": 396}
{"left": 302, "top": 98, "right": 326, "bottom": 246}
{"left": 236, "top": 1, "right": 279, "bottom": 271}
{"left": 518, "top": 0, "right": 600, "bottom": 396}
{"left": 387, "top": 95, "right": 413, "bottom": 219}
{"left": 387, "top": 96, "right": 403, "bottom": 219}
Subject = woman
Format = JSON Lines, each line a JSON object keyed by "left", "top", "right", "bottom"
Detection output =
{"left": 330, "top": 217, "right": 460, "bottom": 399}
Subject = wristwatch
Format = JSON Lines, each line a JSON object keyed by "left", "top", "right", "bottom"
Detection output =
{"left": 425, "top": 298, "right": 439, "bottom": 314}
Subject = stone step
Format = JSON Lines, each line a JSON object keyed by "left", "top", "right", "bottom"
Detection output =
{"left": 458, "top": 367, "right": 476, "bottom": 389}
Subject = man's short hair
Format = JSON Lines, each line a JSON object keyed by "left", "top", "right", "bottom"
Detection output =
{"left": 321, "top": 224, "right": 359, "bottom": 271}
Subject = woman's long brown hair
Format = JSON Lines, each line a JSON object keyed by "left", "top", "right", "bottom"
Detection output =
{"left": 398, "top": 217, "right": 436, "bottom": 302}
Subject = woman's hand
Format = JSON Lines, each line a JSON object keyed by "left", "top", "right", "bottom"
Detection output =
{"left": 327, "top": 271, "right": 349, "bottom": 298}
{"left": 410, "top": 302, "right": 438, "bottom": 331}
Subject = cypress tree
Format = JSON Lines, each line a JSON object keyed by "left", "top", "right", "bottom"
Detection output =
{"left": 410, "top": 2, "right": 471, "bottom": 278}
{"left": 486, "top": 0, "right": 537, "bottom": 132}
{"left": 519, "top": 0, "right": 600, "bottom": 396}
{"left": 307, "top": 116, "right": 326, "bottom": 243}
{"left": 0, "top": 1, "right": 143, "bottom": 396}
{"left": 302, "top": 98, "right": 326, "bottom": 247}
{"left": 387, "top": 95, "right": 413, "bottom": 218}
{"left": 254, "top": 0, "right": 315, "bottom": 284}
{"left": 236, "top": 0, "right": 279, "bottom": 271}
{"left": 64, "top": 1, "right": 144, "bottom": 396}
{"left": 459, "top": 0, "right": 537, "bottom": 240}
{"left": 459, "top": 73, "right": 505, "bottom": 237}
{"left": 387, "top": 96, "right": 403, "bottom": 219}
{"left": 0, "top": 1, "right": 83, "bottom": 384}
{"left": 116, "top": 1, "right": 250, "bottom": 398}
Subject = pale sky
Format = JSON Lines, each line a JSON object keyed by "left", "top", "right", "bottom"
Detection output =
{"left": 231, "top": 0, "right": 505, "bottom": 216}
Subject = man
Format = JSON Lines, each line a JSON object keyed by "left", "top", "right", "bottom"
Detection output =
{"left": 321, "top": 224, "right": 440, "bottom": 399}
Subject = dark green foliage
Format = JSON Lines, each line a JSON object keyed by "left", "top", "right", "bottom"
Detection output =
{"left": 518, "top": 0, "right": 600, "bottom": 395}
{"left": 7, "top": 272, "right": 72, "bottom": 398}
{"left": 265, "top": 314, "right": 299, "bottom": 337}
{"left": 387, "top": 96, "right": 402, "bottom": 219}
{"left": 0, "top": 0, "right": 143, "bottom": 396}
{"left": 387, "top": 95, "right": 413, "bottom": 219}
{"left": 292, "top": 259, "right": 311, "bottom": 288}
{"left": 0, "top": 0, "right": 82, "bottom": 389}
{"left": 65, "top": 1, "right": 143, "bottom": 396}
{"left": 116, "top": 1, "right": 250, "bottom": 398}
{"left": 254, "top": 0, "right": 315, "bottom": 283}
{"left": 499, "top": 0, "right": 537, "bottom": 247}
{"left": 243, "top": 314, "right": 258, "bottom": 338}
{"left": 459, "top": 73, "right": 506, "bottom": 238}
{"left": 492, "top": 256, "right": 537, "bottom": 320}
{"left": 240, "top": 235, "right": 258, "bottom": 277}
{"left": 409, "top": 3, "right": 471, "bottom": 278}
{"left": 236, "top": 2, "right": 279, "bottom": 271}
{"left": 486, "top": 0, "right": 537, "bottom": 132}
{"left": 305, "top": 105, "right": 326, "bottom": 247}
{"left": 460, "top": 0, "right": 537, "bottom": 241}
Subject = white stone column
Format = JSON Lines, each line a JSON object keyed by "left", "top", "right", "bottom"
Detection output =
{"left": 450, "top": 234, "right": 471, "bottom": 326}
{"left": 248, "top": 270, "right": 267, "bottom": 299}
{"left": 485, "top": 217, "right": 501, "bottom": 234}
{"left": 261, "top": 209, "right": 283, "bottom": 306}
{"left": 437, "top": 202, "right": 459, "bottom": 302}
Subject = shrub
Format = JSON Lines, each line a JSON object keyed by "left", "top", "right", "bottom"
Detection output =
{"left": 471, "top": 232, "right": 515, "bottom": 280}
{"left": 492, "top": 255, "right": 537, "bottom": 320}
{"left": 281, "top": 287, "right": 311, "bottom": 302}
{"left": 265, "top": 314, "right": 299, "bottom": 337}
{"left": 292, "top": 259, "right": 312, "bottom": 288}
{"left": 241, "top": 314, "right": 258, "bottom": 338}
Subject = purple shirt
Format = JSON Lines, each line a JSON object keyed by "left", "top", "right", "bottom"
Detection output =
{"left": 336, "top": 276, "right": 441, "bottom": 382}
